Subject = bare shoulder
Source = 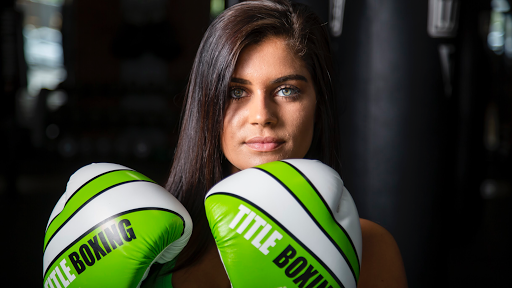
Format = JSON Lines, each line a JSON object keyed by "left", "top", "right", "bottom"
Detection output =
{"left": 358, "top": 219, "right": 408, "bottom": 288}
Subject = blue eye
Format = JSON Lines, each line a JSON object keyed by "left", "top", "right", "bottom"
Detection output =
{"left": 276, "top": 87, "right": 299, "bottom": 97}
{"left": 230, "top": 88, "right": 246, "bottom": 99}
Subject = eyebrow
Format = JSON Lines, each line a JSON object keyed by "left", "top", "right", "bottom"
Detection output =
{"left": 271, "top": 74, "right": 308, "bottom": 84}
{"left": 230, "top": 74, "right": 308, "bottom": 85}
{"left": 230, "top": 77, "right": 251, "bottom": 84}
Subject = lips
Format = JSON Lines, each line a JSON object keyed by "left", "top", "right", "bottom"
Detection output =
{"left": 245, "top": 136, "right": 284, "bottom": 152}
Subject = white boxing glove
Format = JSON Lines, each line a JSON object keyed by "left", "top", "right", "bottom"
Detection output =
{"left": 43, "top": 163, "right": 192, "bottom": 288}
{"left": 205, "top": 159, "right": 362, "bottom": 288}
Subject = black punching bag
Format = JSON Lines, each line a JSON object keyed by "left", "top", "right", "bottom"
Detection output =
{"left": 331, "top": 0, "right": 460, "bottom": 287}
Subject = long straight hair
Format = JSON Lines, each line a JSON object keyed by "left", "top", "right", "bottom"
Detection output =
{"left": 165, "top": 0, "right": 341, "bottom": 270}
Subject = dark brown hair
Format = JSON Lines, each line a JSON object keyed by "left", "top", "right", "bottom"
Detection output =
{"left": 166, "top": 0, "right": 340, "bottom": 271}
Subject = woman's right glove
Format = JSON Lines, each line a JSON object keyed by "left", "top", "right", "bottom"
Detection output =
{"left": 205, "top": 159, "right": 362, "bottom": 288}
{"left": 43, "top": 163, "right": 192, "bottom": 288}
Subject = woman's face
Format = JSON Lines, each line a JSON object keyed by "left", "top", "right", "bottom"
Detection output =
{"left": 221, "top": 36, "right": 317, "bottom": 172}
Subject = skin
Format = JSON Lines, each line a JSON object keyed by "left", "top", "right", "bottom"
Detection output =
{"left": 221, "top": 36, "right": 317, "bottom": 173}
{"left": 173, "top": 37, "right": 407, "bottom": 288}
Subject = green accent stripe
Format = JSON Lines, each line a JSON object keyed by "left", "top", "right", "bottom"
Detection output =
{"left": 43, "top": 207, "right": 184, "bottom": 278}
{"left": 43, "top": 170, "right": 154, "bottom": 252}
{"left": 206, "top": 192, "right": 345, "bottom": 288}
{"left": 256, "top": 161, "right": 360, "bottom": 281}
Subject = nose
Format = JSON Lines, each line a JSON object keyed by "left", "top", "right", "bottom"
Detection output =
{"left": 248, "top": 92, "right": 277, "bottom": 127}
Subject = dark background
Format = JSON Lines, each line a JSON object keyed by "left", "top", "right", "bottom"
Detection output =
{"left": 1, "top": 0, "right": 510, "bottom": 287}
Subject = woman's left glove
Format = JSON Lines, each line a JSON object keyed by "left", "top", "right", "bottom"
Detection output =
{"left": 205, "top": 159, "right": 362, "bottom": 288}
{"left": 43, "top": 163, "right": 192, "bottom": 288}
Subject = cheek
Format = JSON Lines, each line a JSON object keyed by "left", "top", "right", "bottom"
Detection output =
{"left": 221, "top": 118, "right": 233, "bottom": 155}
{"left": 288, "top": 103, "right": 316, "bottom": 155}
{"left": 221, "top": 105, "right": 243, "bottom": 154}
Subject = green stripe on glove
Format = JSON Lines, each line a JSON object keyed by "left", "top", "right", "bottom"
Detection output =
{"left": 256, "top": 161, "right": 360, "bottom": 280}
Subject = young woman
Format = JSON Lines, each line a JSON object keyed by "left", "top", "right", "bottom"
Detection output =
{"left": 145, "top": 0, "right": 407, "bottom": 287}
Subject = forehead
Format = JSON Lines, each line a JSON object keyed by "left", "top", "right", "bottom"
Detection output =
{"left": 232, "top": 37, "right": 309, "bottom": 79}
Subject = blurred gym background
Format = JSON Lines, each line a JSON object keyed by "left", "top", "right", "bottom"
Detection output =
{"left": 0, "top": 0, "right": 510, "bottom": 287}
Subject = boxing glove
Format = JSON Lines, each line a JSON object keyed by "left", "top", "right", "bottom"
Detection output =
{"left": 205, "top": 159, "right": 362, "bottom": 288}
{"left": 43, "top": 163, "right": 192, "bottom": 288}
